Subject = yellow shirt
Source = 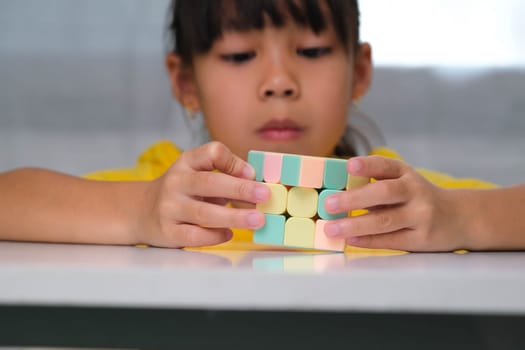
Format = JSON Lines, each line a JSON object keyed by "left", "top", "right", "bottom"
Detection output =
{"left": 85, "top": 140, "right": 495, "bottom": 254}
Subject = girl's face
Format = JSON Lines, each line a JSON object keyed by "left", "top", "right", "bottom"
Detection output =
{"left": 167, "top": 19, "right": 372, "bottom": 159}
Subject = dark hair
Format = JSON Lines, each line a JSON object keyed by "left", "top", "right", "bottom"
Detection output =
{"left": 167, "top": 0, "right": 360, "bottom": 65}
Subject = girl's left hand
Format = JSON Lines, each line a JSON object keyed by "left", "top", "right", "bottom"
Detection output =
{"left": 323, "top": 156, "right": 467, "bottom": 252}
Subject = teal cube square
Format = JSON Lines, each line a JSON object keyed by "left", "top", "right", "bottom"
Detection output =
{"left": 318, "top": 190, "right": 347, "bottom": 220}
{"left": 280, "top": 154, "right": 301, "bottom": 186}
{"left": 323, "top": 159, "right": 348, "bottom": 190}
{"left": 248, "top": 151, "right": 265, "bottom": 181}
{"left": 254, "top": 214, "right": 285, "bottom": 245}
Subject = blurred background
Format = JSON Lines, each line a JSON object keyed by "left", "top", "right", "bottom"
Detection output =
{"left": 0, "top": 0, "right": 524, "bottom": 185}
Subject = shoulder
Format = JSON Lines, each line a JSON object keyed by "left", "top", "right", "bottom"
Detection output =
{"left": 84, "top": 140, "right": 184, "bottom": 181}
{"left": 137, "top": 140, "right": 183, "bottom": 167}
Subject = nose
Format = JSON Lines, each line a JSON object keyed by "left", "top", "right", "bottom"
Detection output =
{"left": 259, "top": 61, "right": 300, "bottom": 100}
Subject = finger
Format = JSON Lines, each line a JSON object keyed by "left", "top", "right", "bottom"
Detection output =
{"left": 346, "top": 229, "right": 414, "bottom": 251}
{"left": 324, "top": 206, "right": 411, "bottom": 239}
{"left": 346, "top": 229, "right": 412, "bottom": 250}
{"left": 205, "top": 197, "right": 229, "bottom": 206}
{"left": 164, "top": 225, "right": 234, "bottom": 248}
{"left": 181, "top": 171, "right": 270, "bottom": 204}
{"left": 179, "top": 198, "right": 266, "bottom": 230}
{"left": 348, "top": 156, "right": 408, "bottom": 180}
{"left": 182, "top": 141, "right": 255, "bottom": 179}
{"left": 324, "top": 179, "right": 409, "bottom": 214}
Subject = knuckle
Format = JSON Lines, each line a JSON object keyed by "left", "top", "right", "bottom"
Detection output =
{"left": 158, "top": 199, "right": 176, "bottom": 218}
{"left": 412, "top": 177, "right": 431, "bottom": 198}
{"left": 166, "top": 173, "right": 184, "bottom": 192}
{"left": 339, "top": 192, "right": 355, "bottom": 211}
{"left": 223, "top": 153, "right": 238, "bottom": 175}
{"left": 208, "top": 141, "right": 237, "bottom": 174}
{"left": 237, "top": 180, "right": 252, "bottom": 199}
{"left": 171, "top": 226, "right": 197, "bottom": 247}
{"left": 192, "top": 204, "right": 211, "bottom": 225}
{"left": 421, "top": 202, "right": 435, "bottom": 221}
{"left": 375, "top": 212, "right": 393, "bottom": 230}
{"left": 377, "top": 181, "right": 395, "bottom": 198}
{"left": 225, "top": 156, "right": 237, "bottom": 175}
{"left": 207, "top": 141, "right": 227, "bottom": 160}
{"left": 183, "top": 227, "right": 202, "bottom": 247}
{"left": 413, "top": 201, "right": 433, "bottom": 225}
{"left": 198, "top": 171, "right": 218, "bottom": 188}
{"left": 381, "top": 157, "right": 394, "bottom": 173}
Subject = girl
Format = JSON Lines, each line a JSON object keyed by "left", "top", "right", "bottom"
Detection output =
{"left": 0, "top": 0, "right": 524, "bottom": 252}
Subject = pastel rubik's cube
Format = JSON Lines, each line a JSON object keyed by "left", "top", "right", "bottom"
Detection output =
{"left": 248, "top": 151, "right": 370, "bottom": 252}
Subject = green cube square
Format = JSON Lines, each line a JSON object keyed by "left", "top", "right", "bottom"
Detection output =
{"left": 280, "top": 154, "right": 301, "bottom": 186}
{"left": 318, "top": 190, "right": 347, "bottom": 220}
{"left": 254, "top": 214, "right": 285, "bottom": 245}
{"left": 323, "top": 159, "right": 348, "bottom": 190}
{"left": 248, "top": 151, "right": 265, "bottom": 181}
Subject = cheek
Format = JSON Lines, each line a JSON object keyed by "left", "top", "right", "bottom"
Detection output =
{"left": 304, "top": 66, "right": 352, "bottom": 153}
{"left": 196, "top": 71, "right": 248, "bottom": 125}
{"left": 195, "top": 73, "right": 254, "bottom": 155}
{"left": 305, "top": 67, "right": 352, "bottom": 120}
{"left": 303, "top": 58, "right": 353, "bottom": 101}
{"left": 198, "top": 79, "right": 238, "bottom": 112}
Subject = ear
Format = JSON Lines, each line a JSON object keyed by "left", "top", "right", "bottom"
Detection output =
{"left": 351, "top": 43, "right": 373, "bottom": 101}
{"left": 165, "top": 54, "right": 201, "bottom": 112}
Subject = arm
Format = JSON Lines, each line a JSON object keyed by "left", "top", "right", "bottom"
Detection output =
{"left": 456, "top": 185, "right": 525, "bottom": 251}
{"left": 322, "top": 156, "right": 525, "bottom": 252}
{"left": 0, "top": 142, "right": 269, "bottom": 248}
{"left": 0, "top": 167, "right": 148, "bottom": 245}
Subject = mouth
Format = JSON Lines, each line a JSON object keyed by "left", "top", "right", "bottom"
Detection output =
{"left": 257, "top": 119, "right": 304, "bottom": 141}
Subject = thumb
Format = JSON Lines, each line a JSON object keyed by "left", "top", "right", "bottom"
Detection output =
{"left": 183, "top": 142, "right": 255, "bottom": 179}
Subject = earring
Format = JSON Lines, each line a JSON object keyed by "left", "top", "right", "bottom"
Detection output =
{"left": 184, "top": 107, "right": 196, "bottom": 120}
{"left": 182, "top": 95, "right": 198, "bottom": 120}
{"left": 351, "top": 94, "right": 362, "bottom": 111}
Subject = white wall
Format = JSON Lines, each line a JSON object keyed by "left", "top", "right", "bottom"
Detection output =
{"left": 3, "top": 0, "right": 524, "bottom": 67}
{"left": 360, "top": 0, "right": 525, "bottom": 67}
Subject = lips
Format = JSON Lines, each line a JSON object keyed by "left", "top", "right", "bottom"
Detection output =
{"left": 257, "top": 119, "right": 304, "bottom": 141}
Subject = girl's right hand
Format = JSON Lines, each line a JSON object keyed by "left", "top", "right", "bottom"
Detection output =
{"left": 135, "top": 142, "right": 270, "bottom": 248}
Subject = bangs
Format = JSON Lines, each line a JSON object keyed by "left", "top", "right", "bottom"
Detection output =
{"left": 169, "top": 0, "right": 359, "bottom": 64}
{"left": 220, "top": 0, "right": 327, "bottom": 33}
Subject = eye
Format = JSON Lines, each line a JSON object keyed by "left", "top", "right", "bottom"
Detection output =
{"left": 297, "top": 47, "right": 332, "bottom": 58}
{"left": 220, "top": 52, "right": 256, "bottom": 64}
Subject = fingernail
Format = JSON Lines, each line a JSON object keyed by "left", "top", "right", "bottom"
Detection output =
{"left": 324, "top": 223, "right": 341, "bottom": 237}
{"left": 243, "top": 165, "right": 256, "bottom": 179}
{"left": 247, "top": 212, "right": 263, "bottom": 228}
{"left": 254, "top": 184, "right": 269, "bottom": 202}
{"left": 325, "top": 196, "right": 339, "bottom": 212}
{"left": 348, "top": 158, "right": 362, "bottom": 175}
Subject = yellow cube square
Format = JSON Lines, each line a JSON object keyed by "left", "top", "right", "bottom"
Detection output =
{"left": 287, "top": 187, "right": 318, "bottom": 218}
{"left": 284, "top": 217, "right": 315, "bottom": 249}
{"left": 256, "top": 183, "right": 288, "bottom": 215}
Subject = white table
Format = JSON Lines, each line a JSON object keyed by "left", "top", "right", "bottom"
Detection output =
{"left": 1, "top": 241, "right": 524, "bottom": 349}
